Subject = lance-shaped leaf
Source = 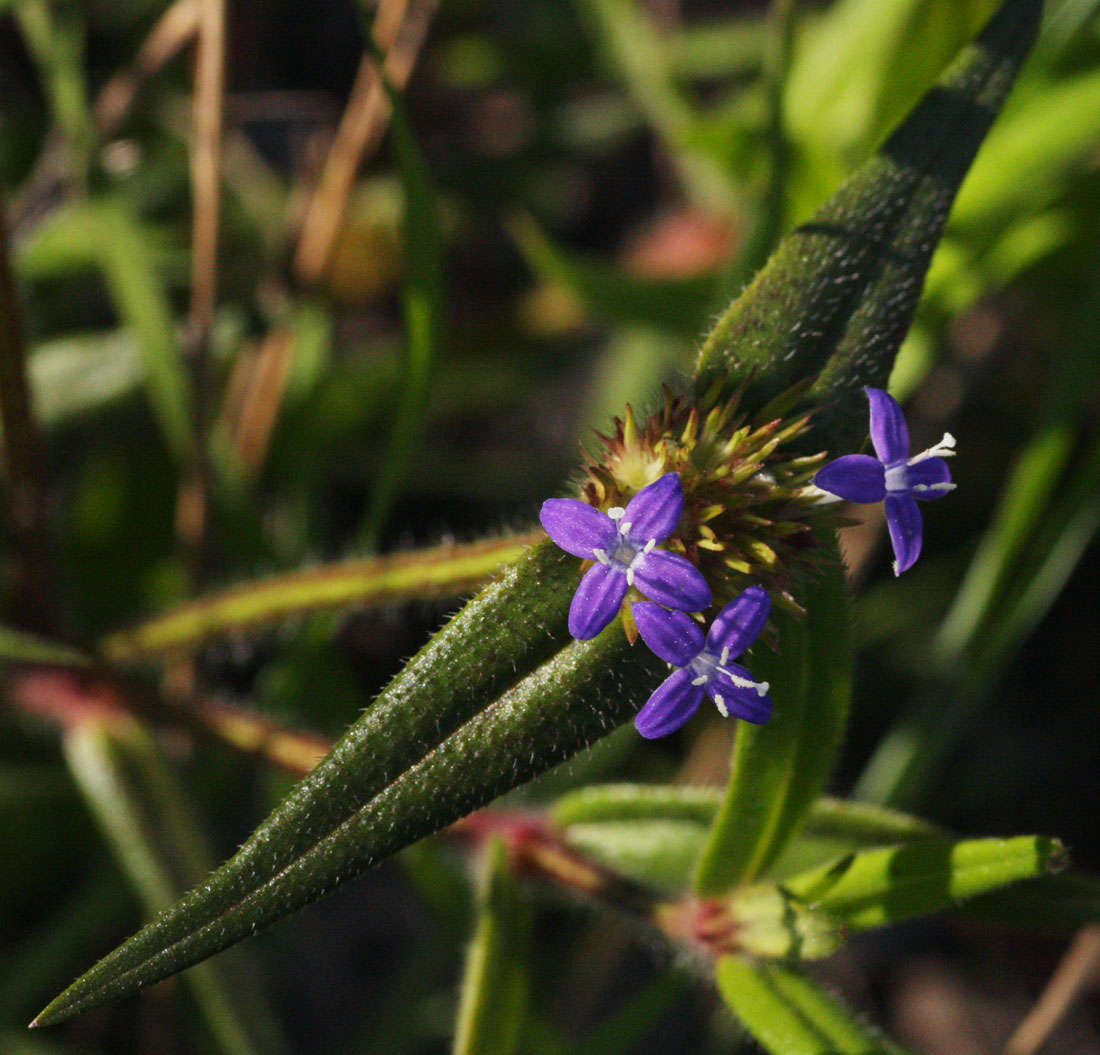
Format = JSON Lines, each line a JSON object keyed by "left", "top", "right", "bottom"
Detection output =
{"left": 34, "top": 617, "right": 666, "bottom": 1025}
{"left": 452, "top": 839, "right": 530, "bottom": 1055}
{"left": 63, "top": 719, "right": 289, "bottom": 1055}
{"left": 695, "top": 0, "right": 1042, "bottom": 452}
{"left": 555, "top": 788, "right": 939, "bottom": 891}
{"left": 716, "top": 957, "right": 911, "bottom": 1055}
{"left": 694, "top": 539, "right": 852, "bottom": 895}
{"left": 34, "top": 0, "right": 1040, "bottom": 1025}
{"left": 782, "top": 834, "right": 1064, "bottom": 930}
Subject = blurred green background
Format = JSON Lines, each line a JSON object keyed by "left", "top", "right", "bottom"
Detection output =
{"left": 3, "top": 0, "right": 1100, "bottom": 1051}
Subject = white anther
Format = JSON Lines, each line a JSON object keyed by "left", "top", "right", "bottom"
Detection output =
{"left": 607, "top": 507, "right": 625, "bottom": 521}
{"left": 714, "top": 694, "right": 729, "bottom": 717}
{"left": 720, "top": 646, "right": 730, "bottom": 665}
{"left": 626, "top": 566, "right": 635, "bottom": 587}
{"left": 643, "top": 538, "right": 656, "bottom": 554}
{"left": 910, "top": 432, "right": 957, "bottom": 463}
{"left": 619, "top": 521, "right": 633, "bottom": 536}
{"left": 692, "top": 675, "right": 709, "bottom": 686}
{"left": 593, "top": 548, "right": 610, "bottom": 564}
{"left": 912, "top": 482, "right": 956, "bottom": 494}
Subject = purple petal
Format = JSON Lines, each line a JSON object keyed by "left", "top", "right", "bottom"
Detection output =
{"left": 705, "top": 585, "right": 770, "bottom": 658}
{"left": 568, "top": 563, "right": 629, "bottom": 640}
{"left": 885, "top": 494, "right": 922, "bottom": 576}
{"left": 867, "top": 388, "right": 909, "bottom": 464}
{"left": 708, "top": 667, "right": 773, "bottom": 725}
{"left": 633, "top": 602, "right": 704, "bottom": 666}
{"left": 621, "top": 473, "right": 684, "bottom": 545}
{"left": 540, "top": 498, "right": 617, "bottom": 559}
{"left": 906, "top": 456, "right": 953, "bottom": 500}
{"left": 632, "top": 550, "right": 712, "bottom": 612}
{"left": 635, "top": 668, "right": 705, "bottom": 739}
{"left": 815, "top": 454, "right": 886, "bottom": 504}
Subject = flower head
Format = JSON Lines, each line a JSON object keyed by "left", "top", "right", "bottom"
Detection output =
{"left": 581, "top": 384, "right": 837, "bottom": 618}
{"left": 541, "top": 473, "right": 712, "bottom": 640}
{"left": 633, "top": 586, "right": 772, "bottom": 739}
{"left": 814, "top": 388, "right": 955, "bottom": 575}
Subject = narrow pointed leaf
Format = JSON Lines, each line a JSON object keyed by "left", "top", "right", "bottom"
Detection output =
{"left": 783, "top": 835, "right": 1064, "bottom": 930}
{"left": 716, "top": 958, "right": 908, "bottom": 1055}
{"left": 100, "top": 531, "right": 540, "bottom": 662}
{"left": 452, "top": 839, "right": 530, "bottom": 1055}
{"left": 694, "top": 542, "right": 851, "bottom": 895}
{"left": 695, "top": 0, "right": 1042, "bottom": 451}
{"left": 61, "top": 719, "right": 289, "bottom": 1055}
{"left": 0, "top": 625, "right": 91, "bottom": 668}
{"left": 34, "top": 598, "right": 666, "bottom": 1026}
{"left": 556, "top": 789, "right": 938, "bottom": 892}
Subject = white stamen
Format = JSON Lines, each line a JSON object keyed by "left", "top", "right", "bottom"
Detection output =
{"left": 720, "top": 646, "right": 730, "bottom": 665}
{"left": 691, "top": 675, "right": 708, "bottom": 686}
{"left": 626, "top": 566, "right": 635, "bottom": 587}
{"left": 619, "top": 521, "right": 633, "bottom": 536}
{"left": 593, "top": 547, "right": 610, "bottom": 564}
{"left": 607, "top": 507, "right": 625, "bottom": 521}
{"left": 714, "top": 694, "right": 729, "bottom": 717}
{"left": 910, "top": 432, "right": 957, "bottom": 463}
{"left": 643, "top": 538, "right": 656, "bottom": 554}
{"left": 912, "top": 482, "right": 956, "bottom": 494}
{"left": 717, "top": 665, "right": 770, "bottom": 697}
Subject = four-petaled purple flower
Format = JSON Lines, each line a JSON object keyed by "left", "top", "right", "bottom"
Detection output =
{"left": 814, "top": 387, "right": 956, "bottom": 576}
{"left": 632, "top": 586, "right": 773, "bottom": 739}
{"left": 540, "top": 473, "right": 712, "bottom": 640}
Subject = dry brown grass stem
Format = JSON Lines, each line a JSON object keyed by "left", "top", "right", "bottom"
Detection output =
{"left": 93, "top": 0, "right": 200, "bottom": 136}
{"left": 292, "top": 0, "right": 438, "bottom": 287}
{"left": 1004, "top": 924, "right": 1100, "bottom": 1055}
{"left": 176, "top": 0, "right": 226, "bottom": 586}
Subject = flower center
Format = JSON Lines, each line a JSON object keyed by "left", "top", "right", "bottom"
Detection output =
{"left": 885, "top": 432, "right": 958, "bottom": 495}
{"left": 591, "top": 508, "right": 656, "bottom": 586}
{"left": 688, "top": 645, "right": 770, "bottom": 718}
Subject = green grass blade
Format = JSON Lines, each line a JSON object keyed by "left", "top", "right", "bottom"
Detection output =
{"left": 358, "top": 91, "right": 443, "bottom": 550}
{"left": 571, "top": 0, "right": 735, "bottom": 212}
{"left": 453, "top": 839, "right": 530, "bottom": 1055}
{"left": 100, "top": 530, "right": 541, "bottom": 662}
{"left": 694, "top": 546, "right": 851, "bottom": 895}
{"left": 17, "top": 200, "right": 193, "bottom": 462}
{"left": 0, "top": 625, "right": 91, "bottom": 667}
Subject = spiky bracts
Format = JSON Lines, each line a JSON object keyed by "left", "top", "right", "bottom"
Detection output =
{"left": 580, "top": 382, "right": 842, "bottom": 624}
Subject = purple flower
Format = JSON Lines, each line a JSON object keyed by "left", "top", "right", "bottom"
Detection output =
{"left": 632, "top": 586, "right": 773, "bottom": 739}
{"left": 814, "top": 387, "right": 956, "bottom": 576}
{"left": 540, "top": 473, "right": 712, "bottom": 640}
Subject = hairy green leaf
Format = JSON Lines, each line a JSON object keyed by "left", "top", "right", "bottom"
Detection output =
{"left": 694, "top": 541, "right": 851, "bottom": 894}
{"left": 697, "top": 0, "right": 1042, "bottom": 452}
{"left": 716, "top": 958, "right": 908, "bottom": 1055}
{"left": 453, "top": 839, "right": 530, "bottom": 1055}
{"left": 783, "top": 835, "right": 1064, "bottom": 930}
{"left": 62, "top": 720, "right": 289, "bottom": 1055}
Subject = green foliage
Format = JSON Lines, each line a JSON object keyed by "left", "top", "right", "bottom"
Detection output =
{"left": 715, "top": 958, "right": 909, "bottom": 1055}
{"left": 5, "top": 0, "right": 1100, "bottom": 1051}
{"left": 694, "top": 543, "right": 851, "bottom": 893}
{"left": 453, "top": 840, "right": 530, "bottom": 1055}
